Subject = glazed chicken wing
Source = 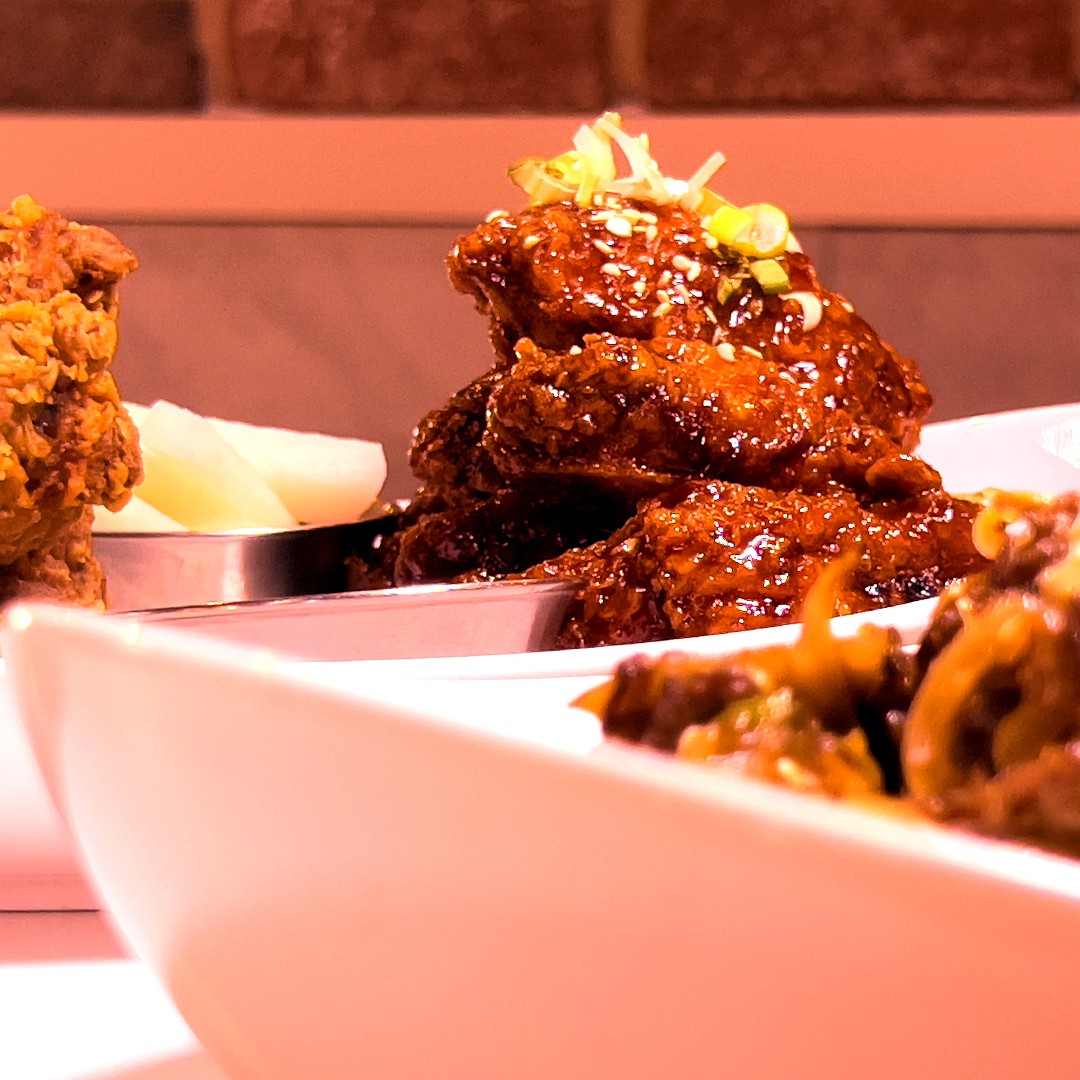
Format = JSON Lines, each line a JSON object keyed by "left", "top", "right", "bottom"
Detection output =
{"left": 448, "top": 197, "right": 930, "bottom": 448}
{"left": 486, "top": 334, "right": 940, "bottom": 498}
{"left": 528, "top": 480, "right": 985, "bottom": 648}
{"left": 412, "top": 331, "right": 939, "bottom": 510}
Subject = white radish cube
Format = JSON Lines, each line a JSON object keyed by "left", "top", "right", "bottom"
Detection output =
{"left": 136, "top": 401, "right": 297, "bottom": 532}
{"left": 205, "top": 416, "right": 387, "bottom": 527}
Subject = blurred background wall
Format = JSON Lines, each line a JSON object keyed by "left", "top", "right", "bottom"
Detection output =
{"left": 3, "top": 0, "right": 1080, "bottom": 498}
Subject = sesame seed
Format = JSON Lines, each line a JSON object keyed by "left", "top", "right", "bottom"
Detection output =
{"left": 640, "top": 211, "right": 658, "bottom": 224}
{"left": 674, "top": 283, "right": 693, "bottom": 304}
{"left": 711, "top": 327, "right": 725, "bottom": 346}
{"left": 716, "top": 342, "right": 736, "bottom": 360}
{"left": 568, "top": 345, "right": 583, "bottom": 354}
{"left": 658, "top": 270, "right": 672, "bottom": 286}
{"left": 704, "top": 307, "right": 718, "bottom": 322}
{"left": 672, "top": 254, "right": 694, "bottom": 272}
{"left": 593, "top": 239, "right": 615, "bottom": 256}
{"left": 703, "top": 235, "right": 719, "bottom": 250}
{"left": 522, "top": 235, "right": 541, "bottom": 250}
{"left": 632, "top": 280, "right": 647, "bottom": 296}
{"left": 591, "top": 210, "right": 616, "bottom": 221}
{"left": 601, "top": 262, "right": 623, "bottom": 277}
{"left": 606, "top": 216, "right": 634, "bottom": 238}
{"left": 841, "top": 299, "right": 855, "bottom": 312}
{"left": 645, "top": 225, "right": 659, "bottom": 242}
{"left": 485, "top": 209, "right": 509, "bottom": 222}
{"left": 744, "top": 346, "right": 764, "bottom": 359}
{"left": 687, "top": 262, "right": 702, "bottom": 282}
{"left": 657, "top": 288, "right": 671, "bottom": 304}
{"left": 654, "top": 301, "right": 673, "bottom": 318}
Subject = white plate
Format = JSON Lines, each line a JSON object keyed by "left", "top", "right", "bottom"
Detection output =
{"left": 3, "top": 399, "right": 1080, "bottom": 912}
{"left": 7, "top": 600, "right": 1080, "bottom": 1080}
{"left": 919, "top": 399, "right": 1080, "bottom": 494}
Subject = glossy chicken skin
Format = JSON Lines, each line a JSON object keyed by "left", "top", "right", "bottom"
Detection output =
{"left": 485, "top": 334, "right": 940, "bottom": 499}
{"left": 389, "top": 485, "right": 634, "bottom": 587}
{"left": 527, "top": 480, "right": 985, "bottom": 648}
{"left": 448, "top": 197, "right": 930, "bottom": 448}
{"left": 411, "top": 332, "right": 938, "bottom": 512}
{"left": 380, "top": 185, "right": 977, "bottom": 648}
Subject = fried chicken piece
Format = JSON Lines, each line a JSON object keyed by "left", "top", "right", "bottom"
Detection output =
{"left": 409, "top": 370, "right": 504, "bottom": 506}
{"left": 481, "top": 334, "right": 939, "bottom": 499}
{"left": 0, "top": 196, "right": 142, "bottom": 604}
{"left": 485, "top": 334, "right": 813, "bottom": 497}
{"left": 1, "top": 195, "right": 137, "bottom": 313}
{"left": 0, "top": 506, "right": 104, "bottom": 606}
{"left": 411, "top": 333, "right": 938, "bottom": 508}
{"left": 365, "top": 485, "right": 635, "bottom": 588}
{"left": 397, "top": 133, "right": 966, "bottom": 645}
{"left": 527, "top": 480, "right": 986, "bottom": 648}
{"left": 447, "top": 196, "right": 930, "bottom": 448}
{"left": 448, "top": 199, "right": 734, "bottom": 362}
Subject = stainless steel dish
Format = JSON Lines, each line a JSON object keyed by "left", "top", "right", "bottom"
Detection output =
{"left": 94, "top": 515, "right": 400, "bottom": 613}
{"left": 118, "top": 579, "right": 581, "bottom": 661}
{"left": 94, "top": 512, "right": 580, "bottom": 661}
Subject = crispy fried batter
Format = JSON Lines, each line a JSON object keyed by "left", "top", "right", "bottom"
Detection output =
{"left": 0, "top": 196, "right": 142, "bottom": 605}
{"left": 0, "top": 506, "right": 105, "bottom": 607}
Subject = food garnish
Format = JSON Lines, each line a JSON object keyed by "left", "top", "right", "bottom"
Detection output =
{"left": 508, "top": 112, "right": 796, "bottom": 291}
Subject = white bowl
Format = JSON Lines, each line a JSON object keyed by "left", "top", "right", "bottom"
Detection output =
{"left": 8, "top": 601, "right": 1080, "bottom": 1080}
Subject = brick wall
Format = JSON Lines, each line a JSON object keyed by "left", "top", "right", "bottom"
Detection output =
{"left": 3, "top": 0, "right": 1078, "bottom": 113}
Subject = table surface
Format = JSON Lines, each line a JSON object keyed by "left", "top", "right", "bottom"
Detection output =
{"left": 0, "top": 911, "right": 224, "bottom": 1080}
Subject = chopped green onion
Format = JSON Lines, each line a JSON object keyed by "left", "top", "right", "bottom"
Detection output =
{"left": 508, "top": 157, "right": 577, "bottom": 205}
{"left": 717, "top": 276, "right": 742, "bottom": 305}
{"left": 707, "top": 205, "right": 753, "bottom": 247}
{"left": 749, "top": 258, "right": 791, "bottom": 294}
{"left": 505, "top": 115, "right": 796, "bottom": 255}
{"left": 733, "top": 204, "right": 790, "bottom": 258}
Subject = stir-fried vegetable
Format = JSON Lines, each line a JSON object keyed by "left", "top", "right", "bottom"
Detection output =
{"left": 583, "top": 492, "right": 1080, "bottom": 856}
